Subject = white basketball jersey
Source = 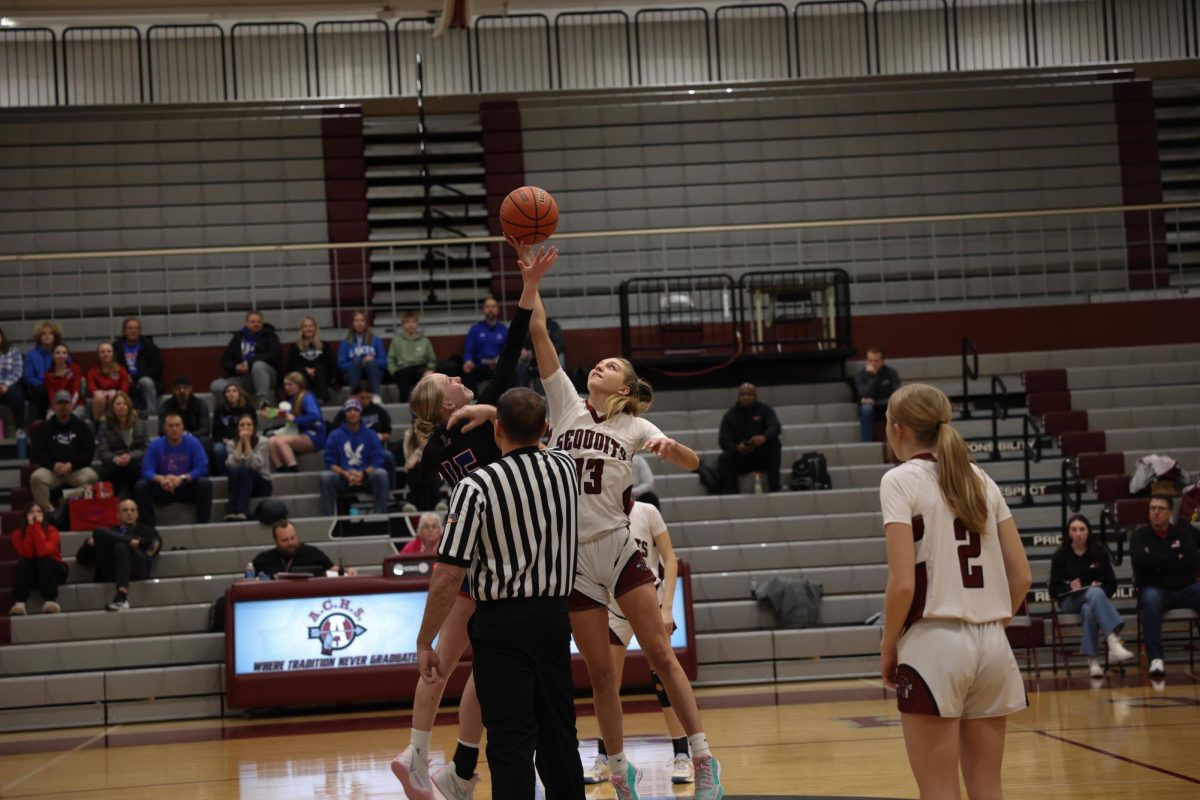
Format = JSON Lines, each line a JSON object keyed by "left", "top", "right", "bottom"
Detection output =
{"left": 543, "top": 368, "right": 664, "bottom": 544}
{"left": 880, "top": 456, "right": 1014, "bottom": 625}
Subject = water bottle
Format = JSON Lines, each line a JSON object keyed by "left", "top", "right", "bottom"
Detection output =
{"left": 753, "top": 472, "right": 764, "bottom": 495}
{"left": 16, "top": 428, "right": 27, "bottom": 461}
{"left": 245, "top": 562, "right": 255, "bottom": 579}
{"left": 338, "top": 558, "right": 346, "bottom": 577}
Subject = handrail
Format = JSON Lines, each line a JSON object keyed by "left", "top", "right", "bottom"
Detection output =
{"left": 989, "top": 374, "right": 1008, "bottom": 461}
{"left": 1060, "top": 457, "right": 1085, "bottom": 533}
{"left": 1021, "top": 414, "right": 1044, "bottom": 506}
{"left": 1097, "top": 505, "right": 1126, "bottom": 567}
{"left": 3, "top": 199, "right": 1200, "bottom": 263}
{"left": 960, "top": 337, "right": 979, "bottom": 419}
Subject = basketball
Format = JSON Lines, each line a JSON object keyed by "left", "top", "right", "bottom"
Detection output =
{"left": 500, "top": 186, "right": 559, "bottom": 245}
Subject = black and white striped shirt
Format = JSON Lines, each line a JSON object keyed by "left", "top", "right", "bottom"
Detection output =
{"left": 438, "top": 446, "right": 579, "bottom": 601}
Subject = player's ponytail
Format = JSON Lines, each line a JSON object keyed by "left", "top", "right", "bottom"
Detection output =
{"left": 889, "top": 384, "right": 990, "bottom": 535}
{"left": 604, "top": 359, "right": 654, "bottom": 418}
{"left": 409, "top": 374, "right": 446, "bottom": 439}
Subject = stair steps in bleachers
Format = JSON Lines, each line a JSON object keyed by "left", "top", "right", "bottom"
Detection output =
{"left": 1154, "top": 79, "right": 1200, "bottom": 284}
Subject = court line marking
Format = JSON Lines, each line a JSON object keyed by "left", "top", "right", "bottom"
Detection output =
{"left": 1032, "top": 729, "right": 1200, "bottom": 785}
{"left": 0, "top": 724, "right": 122, "bottom": 794}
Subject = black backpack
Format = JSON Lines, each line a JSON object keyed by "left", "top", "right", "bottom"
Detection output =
{"left": 790, "top": 452, "right": 831, "bottom": 491}
{"left": 696, "top": 460, "right": 722, "bottom": 494}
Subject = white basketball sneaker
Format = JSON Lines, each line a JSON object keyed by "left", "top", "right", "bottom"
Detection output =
{"left": 390, "top": 745, "right": 433, "bottom": 800}
{"left": 669, "top": 753, "right": 695, "bottom": 783}
{"left": 582, "top": 755, "right": 610, "bottom": 785}
{"left": 1106, "top": 633, "right": 1134, "bottom": 663}
{"left": 431, "top": 764, "right": 479, "bottom": 800}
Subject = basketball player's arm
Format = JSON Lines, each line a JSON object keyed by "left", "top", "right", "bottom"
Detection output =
{"left": 880, "top": 521, "right": 917, "bottom": 687}
{"left": 996, "top": 516, "right": 1032, "bottom": 619}
{"left": 653, "top": 528, "right": 678, "bottom": 630}
{"left": 416, "top": 562, "right": 468, "bottom": 683}
{"left": 512, "top": 239, "right": 564, "bottom": 381}
{"left": 645, "top": 436, "right": 701, "bottom": 472}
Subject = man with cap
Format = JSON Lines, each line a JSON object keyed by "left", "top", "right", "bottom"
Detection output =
{"left": 30, "top": 390, "right": 99, "bottom": 512}
{"left": 320, "top": 397, "right": 390, "bottom": 517}
{"left": 157, "top": 375, "right": 214, "bottom": 470}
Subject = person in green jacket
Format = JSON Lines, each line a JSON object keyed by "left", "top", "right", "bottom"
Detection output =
{"left": 388, "top": 311, "right": 438, "bottom": 402}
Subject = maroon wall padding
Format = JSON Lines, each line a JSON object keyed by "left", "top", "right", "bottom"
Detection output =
{"left": 1022, "top": 369, "right": 1069, "bottom": 394}
{"left": 322, "top": 110, "right": 370, "bottom": 326}
{"left": 9, "top": 488, "right": 30, "bottom": 513}
{"left": 1094, "top": 474, "right": 1132, "bottom": 503}
{"left": 480, "top": 101, "right": 526, "bottom": 307}
{"left": 1077, "top": 452, "right": 1126, "bottom": 479}
{"left": 1027, "top": 391, "right": 1072, "bottom": 417}
{"left": 1043, "top": 410, "right": 1088, "bottom": 436}
{"left": 1113, "top": 80, "right": 1168, "bottom": 289}
{"left": 0, "top": 511, "right": 22, "bottom": 536}
{"left": 1116, "top": 497, "right": 1151, "bottom": 527}
{"left": 1060, "top": 430, "right": 1107, "bottom": 458}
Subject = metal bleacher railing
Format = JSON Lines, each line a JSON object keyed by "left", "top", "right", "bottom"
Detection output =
{"left": 0, "top": 0, "right": 1196, "bottom": 108}
{"left": 0, "top": 200, "right": 1193, "bottom": 346}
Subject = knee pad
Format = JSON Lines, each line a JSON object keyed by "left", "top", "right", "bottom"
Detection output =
{"left": 651, "top": 671, "right": 671, "bottom": 708}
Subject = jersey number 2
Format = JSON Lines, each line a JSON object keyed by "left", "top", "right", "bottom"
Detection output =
{"left": 573, "top": 457, "right": 604, "bottom": 495}
{"left": 953, "top": 520, "right": 984, "bottom": 588}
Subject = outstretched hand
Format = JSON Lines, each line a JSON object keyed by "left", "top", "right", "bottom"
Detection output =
{"left": 508, "top": 234, "right": 558, "bottom": 286}
{"left": 643, "top": 436, "right": 679, "bottom": 461}
{"left": 447, "top": 404, "right": 496, "bottom": 433}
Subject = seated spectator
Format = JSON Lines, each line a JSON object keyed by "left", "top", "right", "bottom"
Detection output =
{"left": 320, "top": 397, "right": 389, "bottom": 517}
{"left": 43, "top": 343, "right": 84, "bottom": 420}
{"left": 225, "top": 414, "right": 272, "bottom": 522}
{"left": 337, "top": 311, "right": 387, "bottom": 398}
{"left": 267, "top": 372, "right": 326, "bottom": 473}
{"left": 717, "top": 383, "right": 782, "bottom": 494}
{"left": 113, "top": 317, "right": 164, "bottom": 415}
{"left": 516, "top": 314, "right": 565, "bottom": 389}
{"left": 136, "top": 412, "right": 212, "bottom": 526}
{"left": 211, "top": 309, "right": 281, "bottom": 407}
{"left": 87, "top": 341, "right": 131, "bottom": 422}
{"left": 400, "top": 512, "right": 442, "bottom": 555}
{"left": 462, "top": 296, "right": 508, "bottom": 392}
{"left": 1048, "top": 514, "right": 1134, "bottom": 677}
{"left": 286, "top": 316, "right": 332, "bottom": 403}
{"left": 30, "top": 391, "right": 98, "bottom": 513}
{"left": 158, "top": 375, "right": 213, "bottom": 463}
{"left": 211, "top": 383, "right": 252, "bottom": 478}
{"left": 96, "top": 392, "right": 148, "bottom": 500}
{"left": 23, "top": 320, "right": 62, "bottom": 420}
{"left": 387, "top": 311, "right": 438, "bottom": 402}
{"left": 855, "top": 346, "right": 901, "bottom": 443}
{"left": 332, "top": 381, "right": 396, "bottom": 489}
{"left": 1131, "top": 494, "right": 1200, "bottom": 677}
{"left": 0, "top": 327, "right": 27, "bottom": 433}
{"left": 399, "top": 425, "right": 428, "bottom": 497}
{"left": 252, "top": 520, "right": 353, "bottom": 578}
{"left": 8, "top": 503, "right": 67, "bottom": 615}
{"left": 87, "top": 498, "right": 161, "bottom": 611}
{"left": 632, "top": 452, "right": 660, "bottom": 509}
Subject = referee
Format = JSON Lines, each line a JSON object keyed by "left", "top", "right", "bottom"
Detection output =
{"left": 415, "top": 387, "right": 585, "bottom": 800}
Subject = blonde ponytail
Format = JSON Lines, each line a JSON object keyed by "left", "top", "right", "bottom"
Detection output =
{"left": 410, "top": 374, "right": 447, "bottom": 439}
{"left": 603, "top": 361, "right": 654, "bottom": 418}
{"left": 889, "top": 383, "right": 990, "bottom": 535}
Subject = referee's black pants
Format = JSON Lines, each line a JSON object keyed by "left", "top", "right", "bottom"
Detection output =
{"left": 469, "top": 596, "right": 585, "bottom": 800}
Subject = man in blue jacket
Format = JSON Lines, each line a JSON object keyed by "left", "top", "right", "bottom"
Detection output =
{"left": 135, "top": 412, "right": 213, "bottom": 525}
{"left": 462, "top": 296, "right": 508, "bottom": 392}
{"left": 320, "top": 398, "right": 390, "bottom": 516}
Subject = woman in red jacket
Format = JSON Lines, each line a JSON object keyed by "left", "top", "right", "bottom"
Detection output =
{"left": 87, "top": 341, "right": 131, "bottom": 422}
{"left": 9, "top": 503, "right": 68, "bottom": 615}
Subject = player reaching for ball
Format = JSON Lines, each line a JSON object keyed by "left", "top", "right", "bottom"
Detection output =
{"left": 516, "top": 238, "right": 725, "bottom": 800}
{"left": 879, "top": 384, "right": 1032, "bottom": 800}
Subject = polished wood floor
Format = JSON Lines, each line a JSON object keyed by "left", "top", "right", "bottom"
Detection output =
{"left": 2, "top": 671, "right": 1198, "bottom": 799}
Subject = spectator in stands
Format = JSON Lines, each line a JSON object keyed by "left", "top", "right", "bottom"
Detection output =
{"left": 1131, "top": 494, "right": 1200, "bottom": 677}
{"left": 855, "top": 346, "right": 901, "bottom": 443}
{"left": 462, "top": 296, "right": 508, "bottom": 392}
{"left": 267, "top": 372, "right": 326, "bottom": 474}
{"left": 136, "top": 411, "right": 212, "bottom": 526}
{"left": 338, "top": 311, "right": 387, "bottom": 399}
{"left": 387, "top": 311, "right": 438, "bottom": 402}
{"left": 43, "top": 343, "right": 84, "bottom": 419}
{"left": 158, "top": 376, "right": 213, "bottom": 461}
{"left": 30, "top": 391, "right": 98, "bottom": 513}
{"left": 113, "top": 317, "right": 164, "bottom": 415}
{"left": 225, "top": 414, "right": 272, "bottom": 522}
{"left": 517, "top": 314, "right": 565, "bottom": 389}
{"left": 252, "top": 519, "right": 355, "bottom": 578}
{"left": 23, "top": 321, "right": 62, "bottom": 420}
{"left": 88, "top": 498, "right": 160, "bottom": 611}
{"left": 96, "top": 392, "right": 148, "bottom": 500}
{"left": 400, "top": 425, "right": 427, "bottom": 497}
{"left": 400, "top": 512, "right": 443, "bottom": 555}
{"left": 332, "top": 381, "right": 396, "bottom": 489}
{"left": 1048, "top": 513, "right": 1134, "bottom": 678}
{"left": 320, "top": 397, "right": 389, "bottom": 517}
{"left": 87, "top": 341, "right": 131, "bottom": 422}
{"left": 717, "top": 383, "right": 782, "bottom": 494}
{"left": 0, "top": 327, "right": 27, "bottom": 433}
{"left": 8, "top": 503, "right": 67, "bottom": 615}
{"left": 286, "top": 316, "right": 332, "bottom": 404}
{"left": 632, "top": 453, "right": 660, "bottom": 509}
{"left": 211, "top": 310, "right": 281, "bottom": 407}
{"left": 211, "top": 383, "right": 252, "bottom": 478}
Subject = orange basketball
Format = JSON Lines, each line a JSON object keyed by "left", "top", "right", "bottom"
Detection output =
{"left": 500, "top": 186, "right": 559, "bottom": 245}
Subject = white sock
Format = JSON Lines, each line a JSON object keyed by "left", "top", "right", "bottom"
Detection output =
{"left": 411, "top": 728, "right": 431, "bottom": 755}
{"left": 688, "top": 733, "right": 711, "bottom": 759}
{"left": 608, "top": 751, "right": 628, "bottom": 777}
